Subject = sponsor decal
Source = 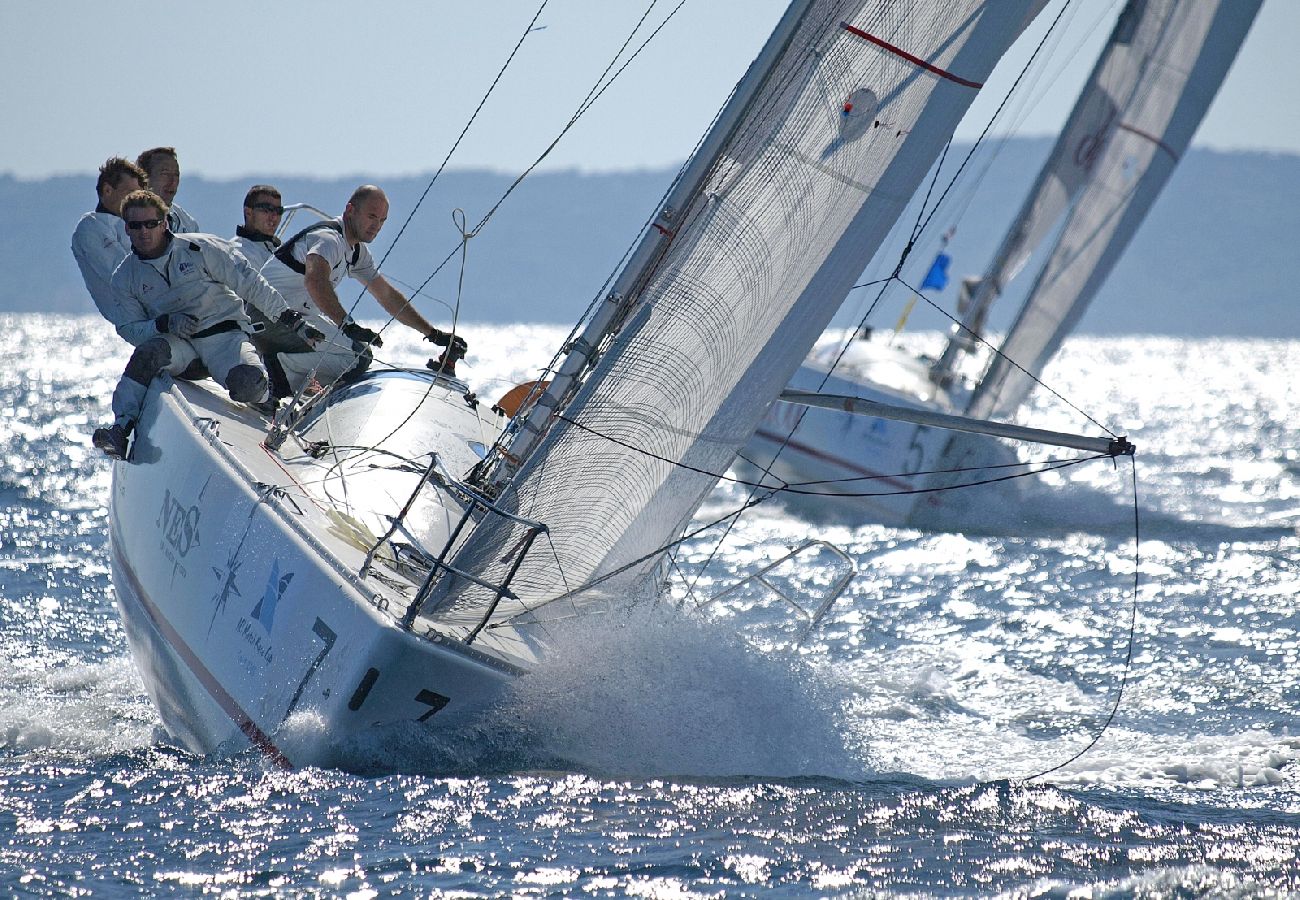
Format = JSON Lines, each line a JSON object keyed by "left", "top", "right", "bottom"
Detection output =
{"left": 157, "top": 475, "right": 209, "bottom": 581}
{"left": 234, "top": 561, "right": 294, "bottom": 667}
{"left": 251, "top": 561, "right": 293, "bottom": 631}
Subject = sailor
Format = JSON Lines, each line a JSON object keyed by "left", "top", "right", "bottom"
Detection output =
{"left": 229, "top": 183, "right": 321, "bottom": 398}
{"left": 136, "top": 147, "right": 200, "bottom": 234}
{"left": 260, "top": 184, "right": 468, "bottom": 390}
{"left": 91, "top": 190, "right": 323, "bottom": 460}
{"left": 70, "top": 157, "right": 146, "bottom": 325}
{"left": 230, "top": 184, "right": 283, "bottom": 271}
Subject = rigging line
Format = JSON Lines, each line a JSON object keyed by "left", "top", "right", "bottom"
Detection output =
{"left": 527, "top": 488, "right": 781, "bottom": 609}
{"left": 912, "top": 0, "right": 1076, "bottom": 242}
{"left": 1022, "top": 452, "right": 1142, "bottom": 783}
{"left": 782, "top": 453, "right": 1096, "bottom": 488}
{"left": 554, "top": 412, "right": 1104, "bottom": 499}
{"left": 370, "top": 0, "right": 552, "bottom": 275}
{"left": 903, "top": 140, "right": 953, "bottom": 261}
{"left": 308, "top": 0, "right": 556, "bottom": 388}
{"left": 399, "top": 0, "right": 689, "bottom": 311}
{"left": 896, "top": 275, "right": 1114, "bottom": 436}
{"left": 464, "top": 0, "right": 690, "bottom": 244}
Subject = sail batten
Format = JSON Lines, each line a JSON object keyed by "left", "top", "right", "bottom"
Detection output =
{"left": 427, "top": 0, "right": 1048, "bottom": 632}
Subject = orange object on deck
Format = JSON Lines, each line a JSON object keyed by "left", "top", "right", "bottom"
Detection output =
{"left": 493, "top": 380, "right": 550, "bottom": 417}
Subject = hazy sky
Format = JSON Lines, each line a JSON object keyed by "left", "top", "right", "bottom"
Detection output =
{"left": 3, "top": 0, "right": 1294, "bottom": 181}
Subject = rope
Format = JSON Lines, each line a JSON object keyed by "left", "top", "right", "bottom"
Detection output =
{"left": 1021, "top": 452, "right": 1142, "bottom": 782}
{"left": 556, "top": 411, "right": 1110, "bottom": 498}
{"left": 897, "top": 276, "right": 1115, "bottom": 436}
{"left": 400, "top": 0, "right": 689, "bottom": 307}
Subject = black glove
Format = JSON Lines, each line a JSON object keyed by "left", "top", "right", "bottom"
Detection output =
{"left": 425, "top": 328, "right": 468, "bottom": 358}
{"left": 341, "top": 321, "right": 383, "bottom": 348}
{"left": 156, "top": 312, "right": 200, "bottom": 338}
{"left": 278, "top": 309, "right": 325, "bottom": 344}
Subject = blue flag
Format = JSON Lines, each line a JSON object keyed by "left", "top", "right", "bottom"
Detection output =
{"left": 920, "top": 251, "right": 951, "bottom": 292}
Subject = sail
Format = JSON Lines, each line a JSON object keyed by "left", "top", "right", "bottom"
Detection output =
{"left": 428, "top": 0, "right": 1047, "bottom": 634}
{"left": 966, "top": 0, "right": 1261, "bottom": 421}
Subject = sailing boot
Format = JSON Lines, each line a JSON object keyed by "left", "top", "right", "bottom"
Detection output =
{"left": 92, "top": 419, "right": 134, "bottom": 461}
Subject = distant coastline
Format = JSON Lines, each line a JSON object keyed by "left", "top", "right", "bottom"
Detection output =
{"left": 7, "top": 140, "right": 1297, "bottom": 336}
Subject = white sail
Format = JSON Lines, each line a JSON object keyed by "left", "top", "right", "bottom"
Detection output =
{"left": 425, "top": 0, "right": 1048, "bottom": 633}
{"left": 966, "top": 0, "right": 1261, "bottom": 421}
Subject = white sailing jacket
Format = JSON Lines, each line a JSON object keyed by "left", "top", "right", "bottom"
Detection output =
{"left": 167, "top": 203, "right": 200, "bottom": 234}
{"left": 109, "top": 233, "right": 294, "bottom": 346}
{"left": 230, "top": 227, "right": 280, "bottom": 273}
{"left": 70, "top": 209, "right": 133, "bottom": 327}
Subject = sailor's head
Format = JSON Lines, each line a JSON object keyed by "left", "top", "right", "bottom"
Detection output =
{"left": 243, "top": 184, "right": 283, "bottom": 233}
{"left": 96, "top": 157, "right": 147, "bottom": 215}
{"left": 121, "top": 189, "right": 170, "bottom": 257}
{"left": 343, "top": 185, "right": 389, "bottom": 244}
{"left": 136, "top": 146, "right": 181, "bottom": 205}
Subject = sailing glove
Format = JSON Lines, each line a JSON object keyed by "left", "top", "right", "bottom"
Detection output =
{"left": 277, "top": 309, "right": 325, "bottom": 344}
{"left": 156, "top": 312, "right": 200, "bottom": 339}
{"left": 425, "top": 328, "right": 468, "bottom": 357}
{"left": 341, "top": 321, "right": 383, "bottom": 348}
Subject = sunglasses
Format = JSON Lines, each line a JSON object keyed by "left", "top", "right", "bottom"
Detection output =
{"left": 250, "top": 202, "right": 285, "bottom": 215}
{"left": 126, "top": 218, "right": 164, "bottom": 231}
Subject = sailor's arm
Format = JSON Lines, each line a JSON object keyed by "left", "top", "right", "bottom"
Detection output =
{"left": 107, "top": 267, "right": 163, "bottom": 346}
{"left": 303, "top": 255, "right": 349, "bottom": 326}
{"left": 199, "top": 237, "right": 292, "bottom": 322}
{"left": 366, "top": 274, "right": 437, "bottom": 338}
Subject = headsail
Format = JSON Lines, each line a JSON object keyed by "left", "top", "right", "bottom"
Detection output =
{"left": 964, "top": 0, "right": 1262, "bottom": 421}
{"left": 425, "top": 0, "right": 1048, "bottom": 634}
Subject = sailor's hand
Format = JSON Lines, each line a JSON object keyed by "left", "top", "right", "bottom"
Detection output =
{"left": 279, "top": 309, "right": 325, "bottom": 346}
{"left": 426, "top": 328, "right": 468, "bottom": 357}
{"left": 341, "top": 321, "right": 383, "bottom": 349}
{"left": 157, "top": 312, "right": 200, "bottom": 339}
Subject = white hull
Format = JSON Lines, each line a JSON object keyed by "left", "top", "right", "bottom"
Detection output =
{"left": 742, "top": 339, "right": 1018, "bottom": 527}
{"left": 108, "top": 370, "right": 538, "bottom": 766}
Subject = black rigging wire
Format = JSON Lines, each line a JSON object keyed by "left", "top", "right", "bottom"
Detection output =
{"left": 896, "top": 275, "right": 1115, "bottom": 436}
{"left": 1021, "top": 452, "right": 1142, "bottom": 783}
{"left": 556, "top": 412, "right": 1111, "bottom": 498}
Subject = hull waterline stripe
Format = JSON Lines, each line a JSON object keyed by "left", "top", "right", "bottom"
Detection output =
{"left": 840, "top": 22, "right": 983, "bottom": 89}
{"left": 110, "top": 524, "right": 294, "bottom": 769}
{"left": 752, "top": 427, "right": 915, "bottom": 491}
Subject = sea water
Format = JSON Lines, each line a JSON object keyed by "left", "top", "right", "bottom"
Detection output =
{"left": 2, "top": 314, "right": 1298, "bottom": 897}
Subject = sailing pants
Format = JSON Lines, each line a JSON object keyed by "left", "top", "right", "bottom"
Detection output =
{"left": 111, "top": 329, "right": 268, "bottom": 425}
{"left": 272, "top": 320, "right": 371, "bottom": 395}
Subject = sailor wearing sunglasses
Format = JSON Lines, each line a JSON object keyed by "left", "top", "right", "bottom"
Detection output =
{"left": 231, "top": 184, "right": 285, "bottom": 271}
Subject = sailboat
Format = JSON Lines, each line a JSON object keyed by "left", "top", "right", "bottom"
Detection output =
{"left": 107, "top": 0, "right": 1075, "bottom": 765}
{"left": 741, "top": 0, "right": 1262, "bottom": 527}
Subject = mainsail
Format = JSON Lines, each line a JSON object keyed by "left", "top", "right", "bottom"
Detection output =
{"left": 426, "top": 0, "right": 1048, "bottom": 633}
{"left": 963, "top": 0, "right": 1261, "bottom": 421}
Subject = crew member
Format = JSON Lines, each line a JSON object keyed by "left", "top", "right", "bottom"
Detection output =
{"left": 71, "top": 157, "right": 146, "bottom": 324}
{"left": 260, "top": 184, "right": 467, "bottom": 390}
{"left": 231, "top": 184, "right": 283, "bottom": 271}
{"left": 137, "top": 146, "right": 199, "bottom": 233}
